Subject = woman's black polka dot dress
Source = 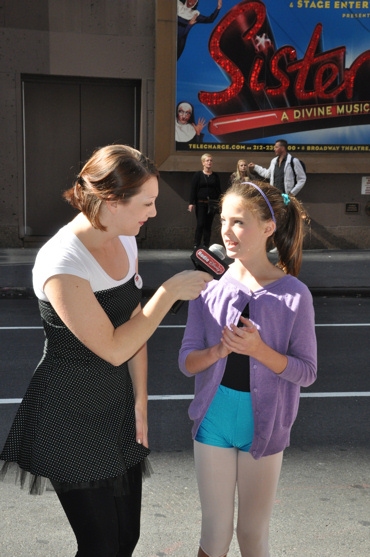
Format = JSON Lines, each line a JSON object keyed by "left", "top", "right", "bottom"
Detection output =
{"left": 0, "top": 276, "right": 150, "bottom": 494}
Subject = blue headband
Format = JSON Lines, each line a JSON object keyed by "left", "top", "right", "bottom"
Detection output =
{"left": 241, "top": 182, "right": 276, "bottom": 224}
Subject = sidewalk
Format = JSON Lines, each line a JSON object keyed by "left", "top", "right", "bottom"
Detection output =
{"left": 138, "top": 248, "right": 370, "bottom": 297}
{"left": 1, "top": 248, "right": 370, "bottom": 296}
{"left": 1, "top": 447, "right": 369, "bottom": 556}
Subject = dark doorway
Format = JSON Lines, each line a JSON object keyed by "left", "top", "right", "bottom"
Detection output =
{"left": 22, "top": 75, "right": 141, "bottom": 242}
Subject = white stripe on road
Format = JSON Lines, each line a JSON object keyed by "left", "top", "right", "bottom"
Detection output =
{"left": 1, "top": 323, "right": 370, "bottom": 331}
{"left": 299, "top": 392, "right": 370, "bottom": 397}
{"left": 149, "top": 392, "right": 370, "bottom": 400}
{"left": 0, "top": 326, "right": 43, "bottom": 329}
{"left": 1, "top": 392, "right": 370, "bottom": 405}
{"left": 315, "top": 323, "right": 370, "bottom": 327}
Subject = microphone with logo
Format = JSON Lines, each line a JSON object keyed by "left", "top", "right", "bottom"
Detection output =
{"left": 170, "top": 244, "right": 228, "bottom": 314}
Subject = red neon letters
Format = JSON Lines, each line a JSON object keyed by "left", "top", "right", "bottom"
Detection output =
{"left": 199, "top": 0, "right": 370, "bottom": 107}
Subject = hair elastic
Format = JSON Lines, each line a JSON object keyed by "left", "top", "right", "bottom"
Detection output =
{"left": 241, "top": 181, "right": 276, "bottom": 224}
{"left": 282, "top": 193, "right": 290, "bottom": 205}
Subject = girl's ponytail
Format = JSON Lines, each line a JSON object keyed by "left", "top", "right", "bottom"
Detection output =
{"left": 273, "top": 194, "right": 308, "bottom": 277}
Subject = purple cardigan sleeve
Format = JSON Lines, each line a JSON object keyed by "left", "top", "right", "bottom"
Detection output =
{"left": 179, "top": 293, "right": 207, "bottom": 377}
{"left": 278, "top": 283, "right": 317, "bottom": 387}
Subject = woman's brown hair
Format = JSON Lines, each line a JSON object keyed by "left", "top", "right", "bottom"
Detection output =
{"left": 63, "top": 145, "right": 159, "bottom": 230}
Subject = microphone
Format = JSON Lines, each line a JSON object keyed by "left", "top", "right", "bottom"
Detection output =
{"left": 170, "top": 244, "right": 228, "bottom": 314}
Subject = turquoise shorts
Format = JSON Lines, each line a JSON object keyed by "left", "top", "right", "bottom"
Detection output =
{"left": 195, "top": 385, "right": 254, "bottom": 452}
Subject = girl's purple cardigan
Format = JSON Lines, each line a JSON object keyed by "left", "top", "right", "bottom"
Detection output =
{"left": 179, "top": 272, "right": 317, "bottom": 459}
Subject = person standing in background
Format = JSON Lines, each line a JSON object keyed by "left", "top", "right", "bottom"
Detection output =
{"left": 248, "top": 139, "right": 306, "bottom": 197}
{"left": 228, "top": 159, "right": 253, "bottom": 187}
{"left": 188, "top": 153, "right": 222, "bottom": 249}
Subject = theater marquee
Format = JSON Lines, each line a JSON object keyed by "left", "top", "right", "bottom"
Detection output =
{"left": 155, "top": 0, "right": 370, "bottom": 170}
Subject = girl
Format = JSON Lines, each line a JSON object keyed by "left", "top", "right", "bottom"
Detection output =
{"left": 179, "top": 181, "right": 317, "bottom": 557}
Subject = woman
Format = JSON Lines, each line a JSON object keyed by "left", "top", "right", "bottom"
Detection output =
{"left": 188, "top": 153, "right": 222, "bottom": 249}
{"left": 228, "top": 159, "right": 253, "bottom": 187}
{"left": 175, "top": 101, "right": 206, "bottom": 148}
{"left": 0, "top": 145, "right": 211, "bottom": 557}
{"left": 179, "top": 181, "right": 317, "bottom": 557}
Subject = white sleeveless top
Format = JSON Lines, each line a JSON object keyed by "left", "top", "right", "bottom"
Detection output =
{"left": 33, "top": 223, "right": 138, "bottom": 301}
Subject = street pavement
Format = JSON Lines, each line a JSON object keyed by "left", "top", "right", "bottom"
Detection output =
{"left": 0, "top": 248, "right": 370, "bottom": 556}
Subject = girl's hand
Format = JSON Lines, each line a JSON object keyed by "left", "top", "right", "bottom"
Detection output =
{"left": 215, "top": 340, "right": 231, "bottom": 360}
{"left": 184, "top": 340, "right": 231, "bottom": 375}
{"left": 221, "top": 316, "right": 262, "bottom": 357}
{"left": 221, "top": 316, "right": 288, "bottom": 374}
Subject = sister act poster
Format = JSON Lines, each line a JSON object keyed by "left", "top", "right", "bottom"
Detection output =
{"left": 176, "top": 0, "right": 370, "bottom": 153}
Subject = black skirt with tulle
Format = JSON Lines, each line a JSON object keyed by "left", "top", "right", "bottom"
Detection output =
{"left": 0, "top": 277, "right": 150, "bottom": 495}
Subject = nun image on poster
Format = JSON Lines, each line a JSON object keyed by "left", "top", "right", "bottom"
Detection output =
{"left": 176, "top": 0, "right": 370, "bottom": 152}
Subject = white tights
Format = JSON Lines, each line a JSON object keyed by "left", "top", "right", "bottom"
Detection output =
{"left": 194, "top": 441, "right": 283, "bottom": 557}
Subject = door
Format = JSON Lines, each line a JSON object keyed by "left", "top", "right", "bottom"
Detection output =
{"left": 22, "top": 75, "right": 141, "bottom": 241}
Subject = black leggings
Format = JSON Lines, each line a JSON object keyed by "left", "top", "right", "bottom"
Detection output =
{"left": 52, "top": 464, "right": 142, "bottom": 557}
{"left": 194, "top": 202, "right": 215, "bottom": 248}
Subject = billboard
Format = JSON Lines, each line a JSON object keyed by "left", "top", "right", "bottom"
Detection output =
{"left": 176, "top": 0, "right": 370, "bottom": 154}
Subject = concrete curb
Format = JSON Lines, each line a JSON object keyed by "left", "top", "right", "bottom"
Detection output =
{"left": 2, "top": 285, "right": 370, "bottom": 299}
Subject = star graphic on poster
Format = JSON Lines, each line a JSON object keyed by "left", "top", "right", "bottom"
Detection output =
{"left": 252, "top": 33, "right": 273, "bottom": 54}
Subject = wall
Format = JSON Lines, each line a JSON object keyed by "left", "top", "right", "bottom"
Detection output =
{"left": 0, "top": 0, "right": 155, "bottom": 246}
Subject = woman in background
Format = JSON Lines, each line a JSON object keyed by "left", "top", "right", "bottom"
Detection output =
{"left": 188, "top": 153, "right": 222, "bottom": 249}
{"left": 228, "top": 159, "right": 253, "bottom": 187}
